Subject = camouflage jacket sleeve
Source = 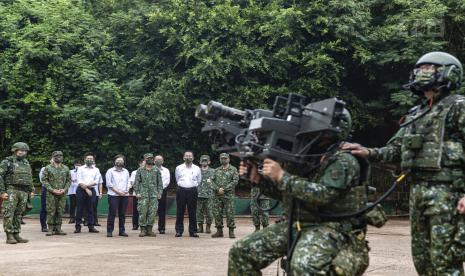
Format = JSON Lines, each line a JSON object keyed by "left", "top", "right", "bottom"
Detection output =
{"left": 258, "top": 179, "right": 284, "bottom": 202}
{"left": 224, "top": 167, "right": 239, "bottom": 193}
{"left": 0, "top": 160, "right": 8, "bottom": 193}
{"left": 276, "top": 154, "right": 356, "bottom": 206}
{"left": 447, "top": 98, "right": 465, "bottom": 146}
{"left": 210, "top": 169, "right": 219, "bottom": 192}
{"left": 368, "top": 127, "right": 404, "bottom": 164}
{"left": 134, "top": 169, "right": 141, "bottom": 195}
{"left": 42, "top": 166, "right": 54, "bottom": 193}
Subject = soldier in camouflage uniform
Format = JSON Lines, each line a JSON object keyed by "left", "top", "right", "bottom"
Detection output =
{"left": 211, "top": 153, "right": 239, "bottom": 239}
{"left": 134, "top": 153, "right": 163, "bottom": 237}
{"left": 229, "top": 109, "right": 371, "bottom": 275}
{"left": 42, "top": 151, "right": 71, "bottom": 236}
{"left": 250, "top": 186, "right": 270, "bottom": 232}
{"left": 344, "top": 51, "right": 465, "bottom": 275}
{"left": 0, "top": 142, "right": 34, "bottom": 244}
{"left": 197, "top": 155, "right": 214, "bottom": 234}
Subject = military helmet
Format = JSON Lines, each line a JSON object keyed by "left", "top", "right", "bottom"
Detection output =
{"left": 11, "top": 142, "right": 30, "bottom": 152}
{"left": 406, "top": 51, "right": 463, "bottom": 95}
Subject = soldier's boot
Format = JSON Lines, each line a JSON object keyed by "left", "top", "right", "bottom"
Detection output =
{"left": 46, "top": 224, "right": 55, "bottom": 236}
{"left": 205, "top": 224, "right": 211, "bottom": 234}
{"left": 254, "top": 225, "right": 260, "bottom": 232}
{"left": 211, "top": 228, "right": 223, "bottom": 238}
{"left": 6, "top": 233, "right": 17, "bottom": 244}
{"left": 146, "top": 226, "right": 156, "bottom": 237}
{"left": 139, "top": 226, "right": 147, "bottom": 237}
{"left": 198, "top": 223, "right": 204, "bottom": 233}
{"left": 13, "top": 233, "right": 28, "bottom": 243}
{"left": 229, "top": 228, "right": 236, "bottom": 239}
{"left": 55, "top": 225, "right": 67, "bottom": 235}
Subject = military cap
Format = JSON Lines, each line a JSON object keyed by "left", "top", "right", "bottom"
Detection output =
{"left": 144, "top": 153, "right": 154, "bottom": 159}
{"left": 200, "top": 155, "right": 210, "bottom": 161}
{"left": 219, "top": 153, "right": 229, "bottom": 158}
{"left": 52, "top": 151, "right": 63, "bottom": 157}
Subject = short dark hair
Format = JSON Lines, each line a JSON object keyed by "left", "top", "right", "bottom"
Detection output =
{"left": 184, "top": 150, "right": 194, "bottom": 156}
{"left": 74, "top": 159, "right": 82, "bottom": 165}
{"left": 83, "top": 152, "right": 95, "bottom": 159}
{"left": 113, "top": 154, "right": 125, "bottom": 164}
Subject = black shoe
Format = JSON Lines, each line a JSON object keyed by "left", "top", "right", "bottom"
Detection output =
{"left": 69, "top": 218, "right": 75, "bottom": 224}
{"left": 189, "top": 233, "right": 199, "bottom": 238}
{"left": 119, "top": 232, "right": 128, "bottom": 237}
{"left": 74, "top": 228, "right": 81, "bottom": 233}
{"left": 132, "top": 226, "right": 138, "bottom": 230}
{"left": 89, "top": 228, "right": 99, "bottom": 233}
{"left": 159, "top": 230, "right": 165, "bottom": 234}
{"left": 107, "top": 232, "right": 112, "bottom": 237}
{"left": 175, "top": 233, "right": 182, "bottom": 237}
{"left": 41, "top": 227, "right": 48, "bottom": 233}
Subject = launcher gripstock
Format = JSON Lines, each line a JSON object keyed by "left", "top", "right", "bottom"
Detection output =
{"left": 195, "top": 93, "right": 347, "bottom": 165}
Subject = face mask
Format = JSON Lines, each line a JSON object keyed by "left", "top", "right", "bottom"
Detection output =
{"left": 413, "top": 70, "right": 436, "bottom": 91}
{"left": 115, "top": 161, "right": 124, "bottom": 167}
{"left": 220, "top": 159, "right": 229, "bottom": 165}
{"left": 16, "top": 151, "right": 27, "bottom": 160}
{"left": 54, "top": 156, "right": 63, "bottom": 164}
{"left": 146, "top": 159, "right": 154, "bottom": 165}
{"left": 155, "top": 160, "right": 163, "bottom": 166}
{"left": 200, "top": 161, "right": 208, "bottom": 167}
{"left": 184, "top": 157, "right": 193, "bottom": 164}
{"left": 85, "top": 160, "right": 93, "bottom": 166}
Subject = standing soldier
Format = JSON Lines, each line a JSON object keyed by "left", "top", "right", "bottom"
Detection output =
{"left": 42, "top": 151, "right": 71, "bottom": 236}
{"left": 197, "top": 155, "right": 215, "bottom": 234}
{"left": 211, "top": 153, "right": 239, "bottom": 239}
{"left": 0, "top": 142, "right": 34, "bottom": 244}
{"left": 343, "top": 51, "right": 465, "bottom": 275}
{"left": 250, "top": 186, "right": 270, "bottom": 232}
{"left": 134, "top": 153, "right": 163, "bottom": 237}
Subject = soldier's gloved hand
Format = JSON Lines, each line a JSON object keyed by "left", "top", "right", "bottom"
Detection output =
{"left": 262, "top": 158, "right": 284, "bottom": 183}
{"left": 457, "top": 196, "right": 465, "bottom": 214}
{"left": 240, "top": 161, "right": 261, "bottom": 184}
{"left": 340, "top": 142, "right": 370, "bottom": 158}
{"left": 1, "top": 193, "right": 8, "bottom": 200}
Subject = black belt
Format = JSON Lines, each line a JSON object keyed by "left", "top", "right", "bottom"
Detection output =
{"left": 178, "top": 186, "right": 197, "bottom": 190}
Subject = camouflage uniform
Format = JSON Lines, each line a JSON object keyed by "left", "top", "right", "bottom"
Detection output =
{"left": 211, "top": 164, "right": 239, "bottom": 230}
{"left": 42, "top": 163, "right": 71, "bottom": 231}
{"left": 197, "top": 167, "right": 215, "bottom": 225}
{"left": 229, "top": 151, "right": 370, "bottom": 275}
{"left": 250, "top": 186, "right": 270, "bottom": 229}
{"left": 134, "top": 165, "right": 163, "bottom": 232}
{"left": 369, "top": 94, "right": 465, "bottom": 275}
{"left": 0, "top": 155, "right": 34, "bottom": 238}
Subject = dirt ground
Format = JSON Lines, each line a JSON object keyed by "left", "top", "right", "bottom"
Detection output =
{"left": 0, "top": 217, "right": 418, "bottom": 276}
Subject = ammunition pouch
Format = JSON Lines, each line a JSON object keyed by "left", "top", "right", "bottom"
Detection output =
{"left": 366, "top": 204, "right": 388, "bottom": 228}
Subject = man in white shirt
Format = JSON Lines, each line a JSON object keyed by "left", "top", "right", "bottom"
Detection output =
{"left": 105, "top": 154, "right": 130, "bottom": 237}
{"left": 155, "top": 155, "right": 170, "bottom": 234}
{"left": 129, "top": 158, "right": 145, "bottom": 230}
{"left": 74, "top": 152, "right": 100, "bottom": 233}
{"left": 175, "top": 151, "right": 201, "bottom": 238}
{"left": 68, "top": 160, "right": 82, "bottom": 224}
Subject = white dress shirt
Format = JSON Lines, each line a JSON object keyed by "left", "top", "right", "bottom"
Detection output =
{"left": 39, "top": 167, "right": 45, "bottom": 186}
{"left": 67, "top": 168, "right": 79, "bottom": 195}
{"left": 96, "top": 172, "right": 103, "bottom": 196}
{"left": 77, "top": 166, "right": 101, "bottom": 193}
{"left": 157, "top": 166, "right": 171, "bottom": 189}
{"left": 129, "top": 170, "right": 137, "bottom": 189}
{"left": 175, "top": 163, "right": 201, "bottom": 188}
{"left": 105, "top": 167, "right": 130, "bottom": 196}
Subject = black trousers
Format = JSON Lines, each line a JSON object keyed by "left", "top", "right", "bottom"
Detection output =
{"left": 94, "top": 196, "right": 99, "bottom": 223}
{"left": 132, "top": 197, "right": 139, "bottom": 227}
{"left": 107, "top": 195, "right": 128, "bottom": 233}
{"left": 157, "top": 188, "right": 167, "bottom": 231}
{"left": 175, "top": 187, "right": 198, "bottom": 235}
{"left": 75, "top": 187, "right": 96, "bottom": 229}
{"left": 40, "top": 186, "right": 47, "bottom": 228}
{"left": 68, "top": 194, "right": 77, "bottom": 219}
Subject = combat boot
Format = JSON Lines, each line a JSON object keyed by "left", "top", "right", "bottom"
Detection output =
{"left": 6, "top": 233, "right": 17, "bottom": 244}
{"left": 206, "top": 224, "right": 211, "bottom": 234}
{"left": 139, "top": 226, "right": 147, "bottom": 237}
{"left": 13, "top": 233, "right": 28, "bottom": 243}
{"left": 198, "top": 223, "right": 204, "bottom": 233}
{"left": 46, "top": 224, "right": 54, "bottom": 236}
{"left": 55, "top": 225, "right": 67, "bottom": 235}
{"left": 146, "top": 226, "right": 156, "bottom": 237}
{"left": 229, "top": 228, "right": 235, "bottom": 239}
{"left": 211, "top": 228, "right": 223, "bottom": 238}
{"left": 254, "top": 225, "right": 260, "bottom": 232}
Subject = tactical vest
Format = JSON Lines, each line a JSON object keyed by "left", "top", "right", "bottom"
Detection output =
{"left": 5, "top": 156, "right": 33, "bottom": 187}
{"left": 400, "top": 94, "right": 465, "bottom": 172}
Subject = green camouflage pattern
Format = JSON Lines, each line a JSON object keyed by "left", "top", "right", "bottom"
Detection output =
{"left": 212, "top": 165, "right": 239, "bottom": 229}
{"left": 2, "top": 189, "right": 28, "bottom": 233}
{"left": 134, "top": 166, "right": 163, "bottom": 227}
{"left": 229, "top": 150, "right": 369, "bottom": 275}
{"left": 198, "top": 167, "right": 215, "bottom": 198}
{"left": 212, "top": 196, "right": 235, "bottom": 229}
{"left": 0, "top": 156, "right": 34, "bottom": 193}
{"left": 250, "top": 186, "right": 269, "bottom": 227}
{"left": 42, "top": 164, "right": 71, "bottom": 226}
{"left": 369, "top": 94, "right": 465, "bottom": 275}
{"left": 196, "top": 197, "right": 212, "bottom": 225}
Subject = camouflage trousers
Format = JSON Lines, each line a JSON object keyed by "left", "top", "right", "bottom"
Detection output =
{"left": 46, "top": 192, "right": 66, "bottom": 226}
{"left": 410, "top": 183, "right": 465, "bottom": 275}
{"left": 137, "top": 196, "right": 158, "bottom": 227}
{"left": 212, "top": 196, "right": 235, "bottom": 229}
{"left": 250, "top": 197, "right": 270, "bottom": 227}
{"left": 228, "top": 221, "right": 369, "bottom": 276}
{"left": 2, "top": 189, "right": 28, "bottom": 233}
{"left": 196, "top": 197, "right": 212, "bottom": 225}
